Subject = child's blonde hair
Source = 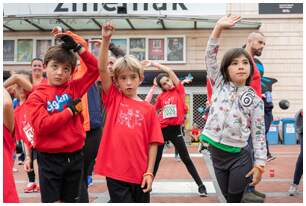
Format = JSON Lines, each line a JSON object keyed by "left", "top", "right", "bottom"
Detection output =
{"left": 113, "top": 55, "right": 144, "bottom": 80}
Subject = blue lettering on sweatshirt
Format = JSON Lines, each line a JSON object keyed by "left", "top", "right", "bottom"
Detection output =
{"left": 47, "top": 94, "right": 71, "bottom": 112}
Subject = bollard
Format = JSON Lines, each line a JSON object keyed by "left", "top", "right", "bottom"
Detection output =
{"left": 269, "top": 168, "right": 275, "bottom": 177}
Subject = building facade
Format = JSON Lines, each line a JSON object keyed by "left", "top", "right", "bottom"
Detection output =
{"left": 3, "top": 3, "right": 303, "bottom": 128}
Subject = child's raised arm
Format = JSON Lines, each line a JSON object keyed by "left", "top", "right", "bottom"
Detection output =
{"left": 99, "top": 22, "right": 114, "bottom": 94}
{"left": 4, "top": 74, "right": 32, "bottom": 92}
{"left": 205, "top": 15, "right": 241, "bottom": 85}
{"left": 143, "top": 60, "right": 180, "bottom": 87}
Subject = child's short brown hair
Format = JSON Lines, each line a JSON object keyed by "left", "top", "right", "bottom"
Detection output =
{"left": 44, "top": 45, "right": 77, "bottom": 73}
{"left": 113, "top": 55, "right": 144, "bottom": 80}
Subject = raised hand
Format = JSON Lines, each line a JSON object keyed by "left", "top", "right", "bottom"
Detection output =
{"left": 51, "top": 26, "right": 64, "bottom": 36}
{"left": 102, "top": 22, "right": 114, "bottom": 40}
{"left": 216, "top": 15, "right": 241, "bottom": 29}
{"left": 89, "top": 39, "right": 102, "bottom": 46}
{"left": 141, "top": 60, "right": 152, "bottom": 68}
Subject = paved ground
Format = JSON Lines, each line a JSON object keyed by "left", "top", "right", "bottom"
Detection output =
{"left": 13, "top": 144, "right": 303, "bottom": 203}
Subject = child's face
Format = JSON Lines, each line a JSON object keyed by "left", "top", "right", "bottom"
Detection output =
{"left": 46, "top": 60, "right": 72, "bottom": 86}
{"left": 107, "top": 56, "right": 116, "bottom": 77}
{"left": 228, "top": 55, "right": 251, "bottom": 86}
{"left": 31, "top": 60, "right": 43, "bottom": 78}
{"left": 116, "top": 69, "right": 142, "bottom": 98}
{"left": 159, "top": 76, "right": 174, "bottom": 91}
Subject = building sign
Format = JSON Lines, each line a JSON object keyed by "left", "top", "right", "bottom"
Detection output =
{"left": 259, "top": 3, "right": 303, "bottom": 14}
{"left": 4, "top": 3, "right": 226, "bottom": 16}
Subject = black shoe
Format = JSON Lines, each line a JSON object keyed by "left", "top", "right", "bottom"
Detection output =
{"left": 267, "top": 154, "right": 276, "bottom": 162}
{"left": 241, "top": 191, "right": 265, "bottom": 203}
{"left": 253, "top": 189, "right": 266, "bottom": 198}
{"left": 198, "top": 184, "right": 208, "bottom": 197}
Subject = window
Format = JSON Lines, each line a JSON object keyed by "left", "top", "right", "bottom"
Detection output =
{"left": 17, "top": 39, "right": 33, "bottom": 62}
{"left": 167, "top": 37, "right": 184, "bottom": 62}
{"left": 36, "top": 40, "right": 52, "bottom": 59}
{"left": 148, "top": 39, "right": 164, "bottom": 61}
{"left": 129, "top": 38, "right": 146, "bottom": 61}
{"left": 111, "top": 39, "right": 127, "bottom": 56}
{"left": 3, "top": 40, "right": 15, "bottom": 62}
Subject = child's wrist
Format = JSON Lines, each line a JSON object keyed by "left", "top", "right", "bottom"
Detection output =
{"left": 143, "top": 172, "right": 154, "bottom": 179}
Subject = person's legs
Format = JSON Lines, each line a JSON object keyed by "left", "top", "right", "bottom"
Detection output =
{"left": 36, "top": 152, "right": 63, "bottom": 203}
{"left": 227, "top": 148, "right": 253, "bottom": 203}
{"left": 106, "top": 177, "right": 134, "bottom": 203}
{"left": 293, "top": 137, "right": 303, "bottom": 185}
{"left": 209, "top": 145, "right": 253, "bottom": 203}
{"left": 153, "top": 144, "right": 165, "bottom": 176}
{"left": 171, "top": 134, "right": 203, "bottom": 186}
{"left": 79, "top": 127, "right": 103, "bottom": 202}
{"left": 132, "top": 182, "right": 150, "bottom": 203}
{"left": 61, "top": 151, "right": 84, "bottom": 203}
{"left": 264, "top": 110, "right": 274, "bottom": 159}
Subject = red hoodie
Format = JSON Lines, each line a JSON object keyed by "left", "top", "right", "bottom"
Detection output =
{"left": 23, "top": 50, "right": 99, "bottom": 153}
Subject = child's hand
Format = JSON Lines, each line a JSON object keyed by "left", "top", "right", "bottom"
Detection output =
{"left": 102, "top": 22, "right": 114, "bottom": 40}
{"left": 89, "top": 39, "right": 102, "bottom": 46}
{"left": 245, "top": 166, "right": 264, "bottom": 186}
{"left": 141, "top": 173, "right": 154, "bottom": 193}
{"left": 67, "top": 98, "right": 82, "bottom": 116}
{"left": 216, "top": 15, "right": 241, "bottom": 29}
{"left": 56, "top": 34, "right": 82, "bottom": 52}
{"left": 23, "top": 158, "right": 32, "bottom": 172}
{"left": 141, "top": 60, "right": 152, "bottom": 68}
{"left": 51, "top": 26, "right": 64, "bottom": 36}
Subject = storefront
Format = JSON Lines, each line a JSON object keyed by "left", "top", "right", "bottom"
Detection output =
{"left": 3, "top": 3, "right": 303, "bottom": 127}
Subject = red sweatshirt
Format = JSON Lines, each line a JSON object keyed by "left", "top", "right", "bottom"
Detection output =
{"left": 23, "top": 50, "right": 99, "bottom": 153}
{"left": 250, "top": 61, "right": 262, "bottom": 97}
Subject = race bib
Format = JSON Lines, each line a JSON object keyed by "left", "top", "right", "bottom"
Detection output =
{"left": 162, "top": 104, "right": 177, "bottom": 119}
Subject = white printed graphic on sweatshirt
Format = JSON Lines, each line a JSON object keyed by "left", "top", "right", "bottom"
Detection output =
{"left": 117, "top": 103, "right": 144, "bottom": 129}
{"left": 47, "top": 93, "right": 71, "bottom": 112}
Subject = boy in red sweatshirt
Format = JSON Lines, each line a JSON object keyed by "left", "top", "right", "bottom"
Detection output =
{"left": 22, "top": 34, "right": 99, "bottom": 202}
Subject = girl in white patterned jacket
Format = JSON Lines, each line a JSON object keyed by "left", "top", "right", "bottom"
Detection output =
{"left": 200, "top": 15, "right": 267, "bottom": 203}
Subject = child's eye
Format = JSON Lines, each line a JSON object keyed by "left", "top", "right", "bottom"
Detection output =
{"left": 231, "top": 62, "right": 238, "bottom": 65}
{"left": 64, "top": 67, "right": 70, "bottom": 73}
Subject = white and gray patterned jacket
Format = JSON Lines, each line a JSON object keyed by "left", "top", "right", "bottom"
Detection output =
{"left": 202, "top": 37, "right": 267, "bottom": 166}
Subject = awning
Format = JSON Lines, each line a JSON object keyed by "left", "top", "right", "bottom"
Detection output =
{"left": 3, "top": 14, "right": 261, "bottom": 32}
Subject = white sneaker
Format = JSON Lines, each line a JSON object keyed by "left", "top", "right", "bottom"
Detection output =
{"left": 288, "top": 184, "right": 298, "bottom": 196}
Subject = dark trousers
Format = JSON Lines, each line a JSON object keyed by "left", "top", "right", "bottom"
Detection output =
{"left": 79, "top": 127, "right": 103, "bottom": 203}
{"left": 153, "top": 125, "right": 203, "bottom": 186}
{"left": 37, "top": 150, "right": 84, "bottom": 203}
{"left": 264, "top": 110, "right": 273, "bottom": 156}
{"left": 106, "top": 177, "right": 150, "bottom": 203}
{"left": 293, "top": 137, "right": 303, "bottom": 185}
{"left": 209, "top": 145, "right": 253, "bottom": 203}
